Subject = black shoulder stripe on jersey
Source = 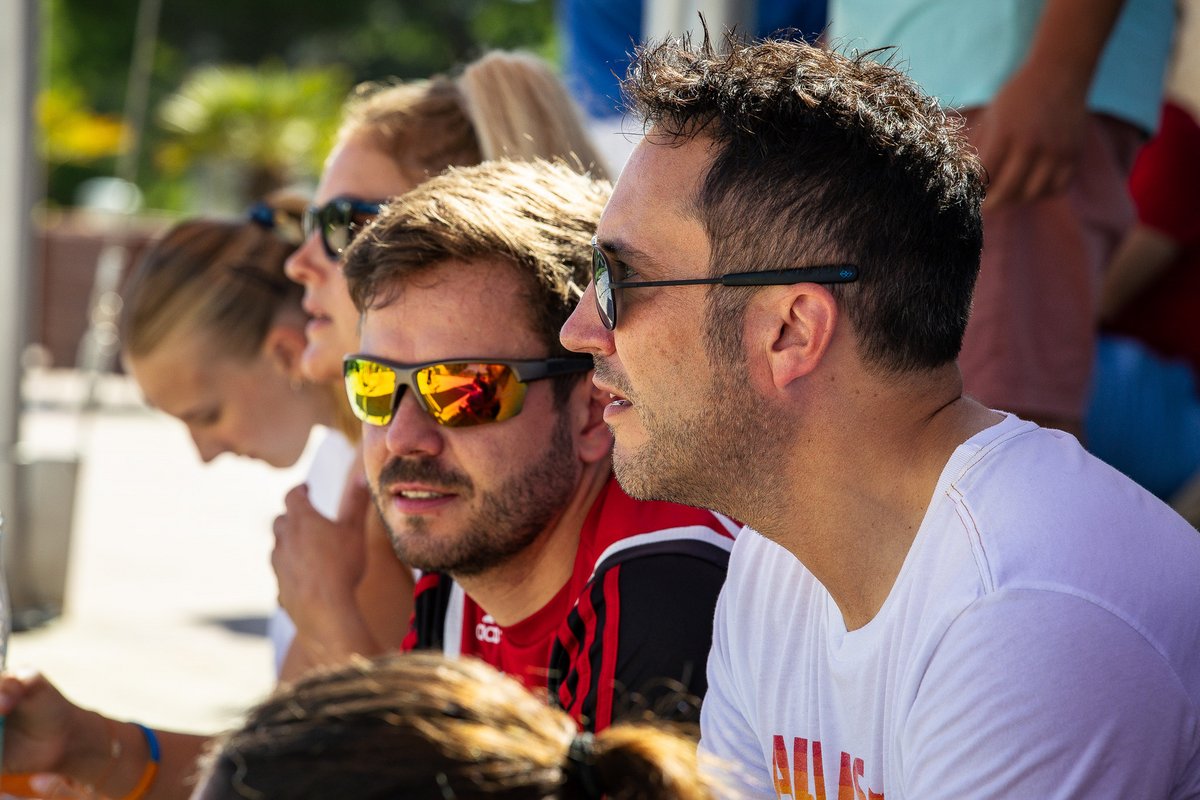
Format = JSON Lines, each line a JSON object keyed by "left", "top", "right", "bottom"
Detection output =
{"left": 593, "top": 538, "right": 732, "bottom": 578}
{"left": 410, "top": 573, "right": 455, "bottom": 651}
{"left": 552, "top": 549, "right": 729, "bottom": 731}
{"left": 555, "top": 614, "right": 585, "bottom": 703}
{"left": 607, "top": 554, "right": 725, "bottom": 724}
{"left": 555, "top": 563, "right": 613, "bottom": 731}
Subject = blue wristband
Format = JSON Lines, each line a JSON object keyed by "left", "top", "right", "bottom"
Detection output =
{"left": 133, "top": 722, "right": 161, "bottom": 763}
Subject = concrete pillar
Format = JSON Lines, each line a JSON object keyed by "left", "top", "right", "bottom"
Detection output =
{"left": 643, "top": 0, "right": 757, "bottom": 42}
{"left": 0, "top": 1, "right": 38, "bottom": 590}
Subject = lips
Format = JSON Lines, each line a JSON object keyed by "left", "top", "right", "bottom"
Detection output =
{"left": 395, "top": 487, "right": 452, "bottom": 500}
{"left": 377, "top": 459, "right": 473, "bottom": 507}
{"left": 591, "top": 356, "right": 636, "bottom": 403}
{"left": 302, "top": 299, "right": 332, "bottom": 324}
{"left": 592, "top": 378, "right": 634, "bottom": 425}
{"left": 385, "top": 483, "right": 460, "bottom": 515}
{"left": 593, "top": 378, "right": 632, "bottom": 408}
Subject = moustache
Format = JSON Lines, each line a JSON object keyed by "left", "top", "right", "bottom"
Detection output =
{"left": 592, "top": 358, "right": 634, "bottom": 396}
{"left": 377, "top": 458, "right": 474, "bottom": 496}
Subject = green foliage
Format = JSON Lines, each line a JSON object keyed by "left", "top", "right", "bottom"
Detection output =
{"left": 470, "top": 0, "right": 559, "bottom": 62}
{"left": 155, "top": 63, "right": 350, "bottom": 203}
{"left": 41, "top": 0, "right": 562, "bottom": 212}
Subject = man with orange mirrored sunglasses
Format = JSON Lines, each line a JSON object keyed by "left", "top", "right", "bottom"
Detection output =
{"left": 335, "top": 158, "right": 738, "bottom": 733}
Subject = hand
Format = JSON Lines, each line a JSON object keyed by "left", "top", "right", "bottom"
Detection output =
{"left": 271, "top": 479, "right": 371, "bottom": 643}
{"left": 0, "top": 671, "right": 104, "bottom": 781}
{"left": 973, "top": 64, "right": 1089, "bottom": 209}
{"left": 2, "top": 773, "right": 97, "bottom": 799}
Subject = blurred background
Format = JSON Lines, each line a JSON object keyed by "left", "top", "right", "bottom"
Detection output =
{"left": 3, "top": 0, "right": 759, "bottom": 735}
{"left": 39, "top": 0, "right": 562, "bottom": 215}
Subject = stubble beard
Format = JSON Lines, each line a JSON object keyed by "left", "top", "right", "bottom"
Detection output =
{"left": 373, "top": 410, "right": 580, "bottom": 577}
{"left": 612, "top": 356, "right": 787, "bottom": 525}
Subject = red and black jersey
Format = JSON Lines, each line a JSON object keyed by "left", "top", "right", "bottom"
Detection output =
{"left": 402, "top": 475, "right": 738, "bottom": 731}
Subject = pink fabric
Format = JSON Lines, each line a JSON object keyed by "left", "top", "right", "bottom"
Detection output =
{"left": 957, "top": 110, "right": 1144, "bottom": 421}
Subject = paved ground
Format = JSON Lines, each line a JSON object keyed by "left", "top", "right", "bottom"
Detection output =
{"left": 8, "top": 369, "right": 312, "bottom": 735}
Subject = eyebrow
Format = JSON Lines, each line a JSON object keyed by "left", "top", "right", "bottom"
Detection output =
{"left": 178, "top": 405, "right": 217, "bottom": 424}
{"left": 594, "top": 237, "right": 672, "bottom": 276}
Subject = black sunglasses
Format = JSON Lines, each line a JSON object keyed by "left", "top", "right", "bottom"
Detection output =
{"left": 247, "top": 201, "right": 304, "bottom": 245}
{"left": 591, "top": 237, "right": 860, "bottom": 330}
{"left": 302, "top": 197, "right": 384, "bottom": 260}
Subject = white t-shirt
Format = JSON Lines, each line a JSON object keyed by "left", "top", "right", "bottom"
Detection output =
{"left": 700, "top": 414, "right": 1200, "bottom": 799}
{"left": 267, "top": 427, "right": 357, "bottom": 676}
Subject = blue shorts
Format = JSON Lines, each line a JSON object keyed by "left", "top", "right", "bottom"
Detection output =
{"left": 1086, "top": 335, "right": 1200, "bottom": 499}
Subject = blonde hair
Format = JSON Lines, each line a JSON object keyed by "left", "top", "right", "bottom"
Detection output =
{"left": 338, "top": 50, "right": 609, "bottom": 184}
{"left": 120, "top": 218, "right": 300, "bottom": 362}
{"left": 198, "top": 653, "right": 715, "bottom": 800}
{"left": 120, "top": 217, "right": 361, "bottom": 441}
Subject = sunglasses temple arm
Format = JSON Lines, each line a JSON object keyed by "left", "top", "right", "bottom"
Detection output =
{"left": 610, "top": 277, "right": 722, "bottom": 289}
{"left": 720, "top": 266, "right": 859, "bottom": 286}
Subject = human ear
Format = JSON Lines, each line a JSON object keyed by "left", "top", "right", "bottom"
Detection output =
{"left": 755, "top": 286, "right": 838, "bottom": 391}
{"left": 571, "top": 372, "right": 614, "bottom": 464}
{"left": 262, "top": 324, "right": 310, "bottom": 383}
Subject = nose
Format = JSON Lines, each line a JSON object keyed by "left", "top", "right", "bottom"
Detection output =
{"left": 190, "top": 429, "right": 228, "bottom": 464}
{"left": 284, "top": 231, "right": 331, "bottom": 288}
{"left": 382, "top": 387, "right": 445, "bottom": 460}
{"left": 560, "top": 280, "right": 614, "bottom": 357}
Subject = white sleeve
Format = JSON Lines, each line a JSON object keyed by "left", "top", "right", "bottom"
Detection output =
{"left": 267, "top": 606, "right": 297, "bottom": 676}
{"left": 898, "top": 588, "right": 1194, "bottom": 799}
{"left": 699, "top": 584, "right": 776, "bottom": 799}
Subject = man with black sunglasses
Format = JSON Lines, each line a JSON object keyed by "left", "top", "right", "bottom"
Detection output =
{"left": 338, "top": 158, "right": 738, "bottom": 733}
{"left": 561, "top": 33, "right": 1200, "bottom": 799}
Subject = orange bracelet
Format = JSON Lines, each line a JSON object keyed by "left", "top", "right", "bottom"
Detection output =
{"left": 120, "top": 723, "right": 160, "bottom": 800}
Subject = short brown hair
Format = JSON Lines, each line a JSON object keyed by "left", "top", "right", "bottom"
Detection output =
{"left": 624, "top": 33, "right": 986, "bottom": 373}
{"left": 343, "top": 158, "right": 610, "bottom": 362}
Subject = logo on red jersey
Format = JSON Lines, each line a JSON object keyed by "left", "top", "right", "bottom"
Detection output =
{"left": 475, "top": 614, "right": 502, "bottom": 644}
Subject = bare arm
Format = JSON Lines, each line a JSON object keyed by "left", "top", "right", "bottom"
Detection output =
{"left": 0, "top": 671, "right": 206, "bottom": 800}
{"left": 1099, "top": 224, "right": 1182, "bottom": 321}
{"left": 977, "top": 0, "right": 1127, "bottom": 208}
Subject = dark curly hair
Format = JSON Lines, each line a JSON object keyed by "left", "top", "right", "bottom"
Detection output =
{"left": 623, "top": 31, "right": 986, "bottom": 373}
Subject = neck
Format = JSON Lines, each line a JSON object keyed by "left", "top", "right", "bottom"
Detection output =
{"left": 453, "top": 457, "right": 612, "bottom": 627}
{"left": 306, "top": 381, "right": 339, "bottom": 431}
{"left": 747, "top": 365, "right": 1001, "bottom": 631}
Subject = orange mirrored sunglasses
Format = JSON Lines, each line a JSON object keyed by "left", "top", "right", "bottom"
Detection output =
{"left": 344, "top": 354, "right": 593, "bottom": 428}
